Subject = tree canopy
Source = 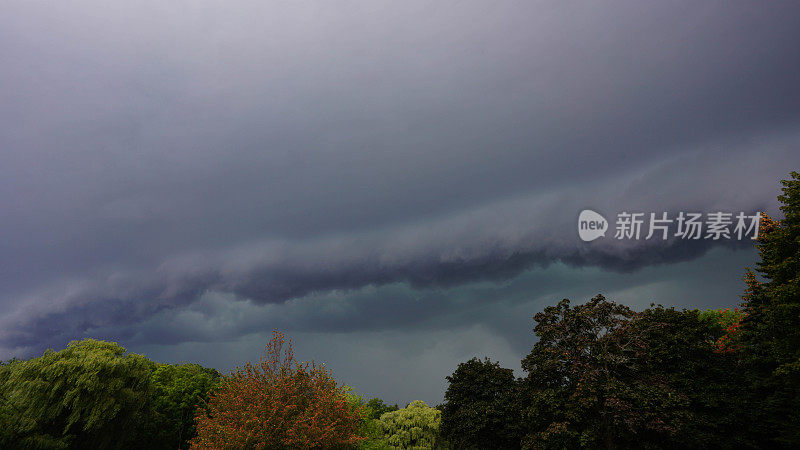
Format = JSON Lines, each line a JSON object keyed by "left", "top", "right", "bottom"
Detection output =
{"left": 0, "top": 339, "right": 152, "bottom": 449}
{"left": 440, "top": 357, "right": 522, "bottom": 449}
{"left": 738, "top": 171, "right": 800, "bottom": 446}
{"left": 377, "top": 400, "right": 442, "bottom": 449}
{"left": 189, "top": 330, "right": 364, "bottom": 449}
{"left": 146, "top": 363, "right": 222, "bottom": 449}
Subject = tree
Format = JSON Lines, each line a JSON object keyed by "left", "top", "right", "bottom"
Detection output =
{"left": 440, "top": 357, "right": 523, "bottom": 449}
{"left": 698, "top": 307, "right": 745, "bottom": 354}
{"left": 0, "top": 357, "right": 24, "bottom": 447}
{"left": 364, "top": 397, "right": 399, "bottom": 420}
{"left": 0, "top": 339, "right": 152, "bottom": 449}
{"left": 738, "top": 171, "right": 800, "bottom": 446}
{"left": 376, "top": 400, "right": 442, "bottom": 449}
{"left": 189, "top": 330, "right": 364, "bottom": 449}
{"left": 341, "top": 389, "right": 399, "bottom": 449}
{"left": 520, "top": 295, "right": 689, "bottom": 449}
{"left": 633, "top": 306, "right": 750, "bottom": 448}
{"left": 146, "top": 363, "right": 221, "bottom": 449}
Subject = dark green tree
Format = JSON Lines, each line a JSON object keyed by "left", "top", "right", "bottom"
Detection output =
{"left": 0, "top": 339, "right": 152, "bottom": 449}
{"left": 633, "top": 306, "right": 750, "bottom": 448}
{"left": 364, "top": 397, "right": 399, "bottom": 420}
{"left": 344, "top": 392, "right": 400, "bottom": 449}
{"left": 440, "top": 357, "right": 523, "bottom": 449}
{"left": 738, "top": 171, "right": 800, "bottom": 446}
{"left": 520, "top": 295, "right": 689, "bottom": 449}
{"left": 145, "top": 363, "right": 221, "bottom": 449}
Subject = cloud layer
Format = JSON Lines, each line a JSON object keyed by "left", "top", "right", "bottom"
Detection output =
{"left": 1, "top": 1, "right": 799, "bottom": 372}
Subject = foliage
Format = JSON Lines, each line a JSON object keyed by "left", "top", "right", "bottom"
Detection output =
{"left": 698, "top": 307, "right": 745, "bottom": 353}
{"left": 342, "top": 389, "right": 398, "bottom": 449}
{"left": 520, "top": 295, "right": 692, "bottom": 449}
{"left": 0, "top": 339, "right": 152, "bottom": 449}
{"left": 633, "top": 306, "right": 750, "bottom": 448}
{"left": 738, "top": 171, "right": 800, "bottom": 446}
{"left": 0, "top": 357, "right": 24, "bottom": 446}
{"left": 189, "top": 330, "right": 364, "bottom": 449}
{"left": 365, "top": 397, "right": 399, "bottom": 420}
{"left": 377, "top": 400, "right": 442, "bottom": 449}
{"left": 440, "top": 357, "right": 522, "bottom": 449}
{"left": 146, "top": 363, "right": 221, "bottom": 449}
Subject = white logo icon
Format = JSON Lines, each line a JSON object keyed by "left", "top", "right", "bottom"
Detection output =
{"left": 578, "top": 209, "right": 608, "bottom": 242}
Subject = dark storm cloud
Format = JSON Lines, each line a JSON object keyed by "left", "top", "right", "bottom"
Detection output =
{"left": 1, "top": 1, "right": 799, "bottom": 356}
{"left": 1, "top": 137, "right": 792, "bottom": 355}
{"left": 131, "top": 246, "right": 758, "bottom": 405}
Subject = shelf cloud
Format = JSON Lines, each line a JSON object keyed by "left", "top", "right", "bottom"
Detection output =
{"left": 1, "top": 0, "right": 799, "bottom": 393}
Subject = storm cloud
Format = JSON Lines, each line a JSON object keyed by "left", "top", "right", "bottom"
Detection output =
{"left": 1, "top": 0, "right": 799, "bottom": 400}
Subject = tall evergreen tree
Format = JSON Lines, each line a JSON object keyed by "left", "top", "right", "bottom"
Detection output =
{"left": 739, "top": 171, "right": 800, "bottom": 446}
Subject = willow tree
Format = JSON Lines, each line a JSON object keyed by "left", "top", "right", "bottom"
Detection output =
{"left": 0, "top": 339, "right": 152, "bottom": 449}
{"left": 377, "top": 400, "right": 442, "bottom": 449}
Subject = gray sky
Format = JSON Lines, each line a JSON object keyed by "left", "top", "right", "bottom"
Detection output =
{"left": 1, "top": 1, "right": 799, "bottom": 405}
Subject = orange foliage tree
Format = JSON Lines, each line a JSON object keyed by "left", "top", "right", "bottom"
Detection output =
{"left": 189, "top": 330, "right": 365, "bottom": 449}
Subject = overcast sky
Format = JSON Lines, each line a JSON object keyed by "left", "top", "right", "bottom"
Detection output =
{"left": 1, "top": 0, "right": 799, "bottom": 405}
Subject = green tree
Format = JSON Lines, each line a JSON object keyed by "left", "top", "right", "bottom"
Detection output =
{"left": 365, "top": 397, "right": 399, "bottom": 420}
{"left": 343, "top": 389, "right": 398, "bottom": 449}
{"left": 377, "top": 400, "right": 442, "bottom": 449}
{"left": 0, "top": 339, "right": 152, "bottom": 449}
{"left": 146, "top": 363, "right": 221, "bottom": 449}
{"left": 739, "top": 171, "right": 800, "bottom": 446}
{"left": 698, "top": 307, "right": 745, "bottom": 353}
{"left": 520, "top": 295, "right": 688, "bottom": 449}
{"left": 633, "top": 306, "right": 750, "bottom": 448}
{"left": 0, "top": 357, "right": 24, "bottom": 446}
{"left": 440, "top": 358, "right": 522, "bottom": 449}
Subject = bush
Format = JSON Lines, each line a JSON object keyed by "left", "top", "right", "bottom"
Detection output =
{"left": 189, "top": 330, "right": 364, "bottom": 449}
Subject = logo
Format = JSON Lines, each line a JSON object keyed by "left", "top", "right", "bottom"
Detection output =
{"left": 576, "top": 210, "right": 760, "bottom": 242}
{"left": 578, "top": 209, "right": 608, "bottom": 242}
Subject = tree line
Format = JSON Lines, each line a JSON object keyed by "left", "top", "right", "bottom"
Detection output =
{"left": 1, "top": 172, "right": 799, "bottom": 449}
